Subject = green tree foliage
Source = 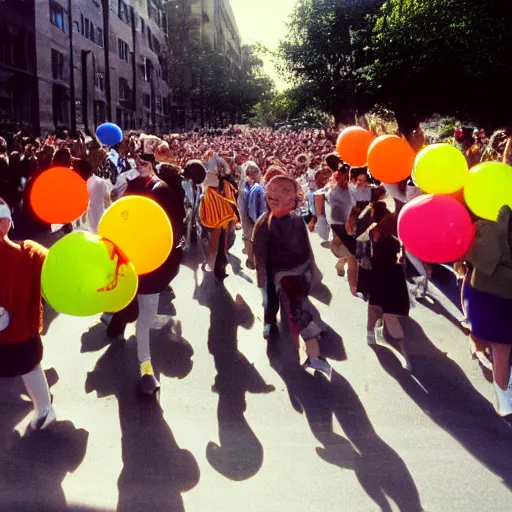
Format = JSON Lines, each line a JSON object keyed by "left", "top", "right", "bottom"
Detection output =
{"left": 278, "top": 0, "right": 384, "bottom": 124}
{"left": 365, "top": 0, "right": 511, "bottom": 133}
{"left": 167, "top": 1, "right": 273, "bottom": 126}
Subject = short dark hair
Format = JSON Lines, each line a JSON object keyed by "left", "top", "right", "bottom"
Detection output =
{"left": 325, "top": 152, "right": 341, "bottom": 172}
{"left": 73, "top": 158, "right": 93, "bottom": 180}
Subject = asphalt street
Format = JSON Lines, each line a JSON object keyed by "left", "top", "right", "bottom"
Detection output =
{"left": 1, "top": 229, "right": 511, "bottom": 512}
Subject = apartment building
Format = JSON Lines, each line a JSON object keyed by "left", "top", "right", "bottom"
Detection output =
{"left": 0, "top": 0, "right": 39, "bottom": 132}
{"left": 0, "top": 0, "right": 170, "bottom": 135}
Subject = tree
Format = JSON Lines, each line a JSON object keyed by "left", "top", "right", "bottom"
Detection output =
{"left": 364, "top": 0, "right": 512, "bottom": 135}
{"left": 278, "top": 0, "right": 385, "bottom": 125}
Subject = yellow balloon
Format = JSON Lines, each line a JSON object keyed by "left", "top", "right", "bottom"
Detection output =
{"left": 99, "top": 196, "right": 173, "bottom": 275}
{"left": 412, "top": 143, "right": 469, "bottom": 194}
{"left": 42, "top": 232, "right": 138, "bottom": 316}
{"left": 464, "top": 162, "right": 512, "bottom": 221}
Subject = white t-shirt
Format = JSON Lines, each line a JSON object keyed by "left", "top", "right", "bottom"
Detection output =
{"left": 86, "top": 175, "right": 109, "bottom": 234}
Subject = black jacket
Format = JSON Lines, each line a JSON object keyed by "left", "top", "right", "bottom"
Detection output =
{"left": 125, "top": 175, "right": 185, "bottom": 294}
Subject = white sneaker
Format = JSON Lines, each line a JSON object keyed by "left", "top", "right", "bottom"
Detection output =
{"left": 29, "top": 405, "right": 57, "bottom": 431}
{"left": 303, "top": 357, "right": 333, "bottom": 380}
{"left": 367, "top": 331, "right": 376, "bottom": 345}
{"left": 374, "top": 320, "right": 412, "bottom": 372}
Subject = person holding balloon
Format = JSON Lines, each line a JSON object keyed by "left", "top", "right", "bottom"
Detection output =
{"left": 100, "top": 153, "right": 184, "bottom": 395}
{"left": 362, "top": 201, "right": 412, "bottom": 371}
{"left": 0, "top": 198, "right": 56, "bottom": 430}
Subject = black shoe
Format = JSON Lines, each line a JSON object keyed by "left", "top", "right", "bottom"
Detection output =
{"left": 166, "top": 284, "right": 176, "bottom": 301}
{"left": 138, "top": 374, "right": 161, "bottom": 396}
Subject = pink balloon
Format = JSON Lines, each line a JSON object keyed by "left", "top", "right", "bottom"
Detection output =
{"left": 398, "top": 194, "right": 474, "bottom": 263}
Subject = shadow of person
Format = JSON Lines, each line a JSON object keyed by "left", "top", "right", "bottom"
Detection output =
{"left": 271, "top": 359, "right": 423, "bottom": 512}
{"left": 0, "top": 368, "right": 59, "bottom": 445}
{"left": 0, "top": 421, "right": 89, "bottom": 512}
{"left": 41, "top": 302, "right": 60, "bottom": 336}
{"left": 84, "top": 321, "right": 199, "bottom": 512}
{"left": 374, "top": 318, "right": 512, "bottom": 490}
{"left": 197, "top": 275, "right": 275, "bottom": 480}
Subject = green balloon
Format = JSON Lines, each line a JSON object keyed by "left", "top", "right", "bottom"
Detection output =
{"left": 42, "top": 231, "right": 138, "bottom": 317}
{"left": 464, "top": 162, "right": 512, "bottom": 221}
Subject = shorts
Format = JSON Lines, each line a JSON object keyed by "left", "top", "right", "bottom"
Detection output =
{"left": 331, "top": 224, "right": 356, "bottom": 258}
{"left": 0, "top": 335, "right": 43, "bottom": 378}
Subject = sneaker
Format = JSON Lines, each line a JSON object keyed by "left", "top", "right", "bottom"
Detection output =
{"left": 374, "top": 320, "right": 412, "bottom": 372}
{"left": 367, "top": 331, "right": 376, "bottom": 345}
{"left": 374, "top": 319, "right": 385, "bottom": 344}
{"left": 138, "top": 374, "right": 161, "bottom": 396}
{"left": 303, "top": 357, "right": 332, "bottom": 380}
{"left": 29, "top": 405, "right": 57, "bottom": 431}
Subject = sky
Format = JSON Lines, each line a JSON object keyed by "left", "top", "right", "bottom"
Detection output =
{"left": 229, "top": 0, "right": 298, "bottom": 91}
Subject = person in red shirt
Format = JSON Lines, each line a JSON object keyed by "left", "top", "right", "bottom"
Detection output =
{"left": 0, "top": 198, "right": 56, "bottom": 430}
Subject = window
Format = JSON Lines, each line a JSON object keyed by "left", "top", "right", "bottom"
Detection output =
{"left": 147, "top": 27, "right": 153, "bottom": 51}
{"left": 51, "top": 49, "right": 65, "bottom": 80}
{"left": 96, "top": 27, "right": 104, "bottom": 47}
{"left": 119, "top": 77, "right": 130, "bottom": 100}
{"left": 118, "top": 0, "right": 130, "bottom": 24}
{"left": 50, "top": 1, "right": 68, "bottom": 33}
{"left": 118, "top": 38, "right": 129, "bottom": 61}
{"left": 153, "top": 37, "right": 160, "bottom": 55}
{"left": 142, "top": 93, "right": 150, "bottom": 109}
{"left": 52, "top": 84, "right": 69, "bottom": 125}
{"left": 142, "top": 57, "right": 152, "bottom": 82}
{"left": 95, "top": 69, "right": 105, "bottom": 91}
{"left": 140, "top": 18, "right": 145, "bottom": 35}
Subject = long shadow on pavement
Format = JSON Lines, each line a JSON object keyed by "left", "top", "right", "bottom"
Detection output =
{"left": 85, "top": 322, "right": 200, "bottom": 512}
{"left": 373, "top": 318, "right": 512, "bottom": 490}
{"left": 194, "top": 273, "right": 275, "bottom": 481}
{"left": 270, "top": 346, "right": 423, "bottom": 512}
{"left": 0, "top": 369, "right": 89, "bottom": 512}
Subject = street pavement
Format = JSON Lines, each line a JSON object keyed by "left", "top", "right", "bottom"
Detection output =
{"left": 1, "top": 229, "right": 512, "bottom": 512}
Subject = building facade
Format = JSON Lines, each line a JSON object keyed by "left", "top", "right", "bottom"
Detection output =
{"left": 0, "top": 0, "right": 39, "bottom": 133}
{"left": 0, "top": 0, "right": 171, "bottom": 135}
{"left": 165, "top": 0, "right": 241, "bottom": 130}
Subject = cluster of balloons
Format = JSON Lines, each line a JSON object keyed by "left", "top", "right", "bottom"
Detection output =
{"left": 41, "top": 196, "right": 173, "bottom": 317}
{"left": 398, "top": 144, "right": 474, "bottom": 263}
{"left": 337, "top": 128, "right": 477, "bottom": 263}
{"left": 336, "top": 127, "right": 415, "bottom": 183}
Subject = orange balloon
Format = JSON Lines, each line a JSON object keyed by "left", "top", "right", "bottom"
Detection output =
{"left": 451, "top": 188, "right": 466, "bottom": 205}
{"left": 367, "top": 135, "right": 415, "bottom": 184}
{"left": 30, "top": 167, "right": 89, "bottom": 223}
{"left": 336, "top": 127, "right": 375, "bottom": 167}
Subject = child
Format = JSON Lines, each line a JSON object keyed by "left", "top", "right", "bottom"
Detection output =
{"left": 252, "top": 176, "right": 332, "bottom": 378}
{"left": 363, "top": 202, "right": 412, "bottom": 371}
{"left": 0, "top": 198, "right": 56, "bottom": 430}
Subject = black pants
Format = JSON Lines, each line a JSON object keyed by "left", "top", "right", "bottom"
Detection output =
{"left": 264, "top": 277, "right": 280, "bottom": 325}
{"left": 214, "top": 229, "right": 228, "bottom": 279}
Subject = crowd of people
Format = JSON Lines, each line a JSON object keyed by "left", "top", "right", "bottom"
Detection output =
{"left": 1, "top": 122, "right": 511, "bottom": 433}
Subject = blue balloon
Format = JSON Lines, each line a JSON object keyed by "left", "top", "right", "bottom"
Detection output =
{"left": 96, "top": 123, "right": 123, "bottom": 146}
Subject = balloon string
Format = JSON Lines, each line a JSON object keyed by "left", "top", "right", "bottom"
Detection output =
{"left": 96, "top": 241, "right": 128, "bottom": 293}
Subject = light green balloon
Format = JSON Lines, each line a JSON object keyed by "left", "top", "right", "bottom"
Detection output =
{"left": 464, "top": 162, "right": 512, "bottom": 221}
{"left": 413, "top": 143, "right": 469, "bottom": 194}
{"left": 42, "top": 231, "right": 138, "bottom": 317}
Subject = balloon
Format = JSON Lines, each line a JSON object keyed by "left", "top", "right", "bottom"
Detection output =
{"left": 96, "top": 122, "right": 123, "bottom": 146}
{"left": 42, "top": 232, "right": 138, "bottom": 316}
{"left": 367, "top": 135, "right": 416, "bottom": 184}
{"left": 464, "top": 162, "right": 512, "bottom": 221}
{"left": 98, "top": 196, "right": 173, "bottom": 275}
{"left": 30, "top": 167, "right": 88, "bottom": 223}
{"left": 336, "top": 127, "right": 375, "bottom": 167}
{"left": 398, "top": 194, "right": 474, "bottom": 263}
{"left": 413, "top": 143, "right": 469, "bottom": 194}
